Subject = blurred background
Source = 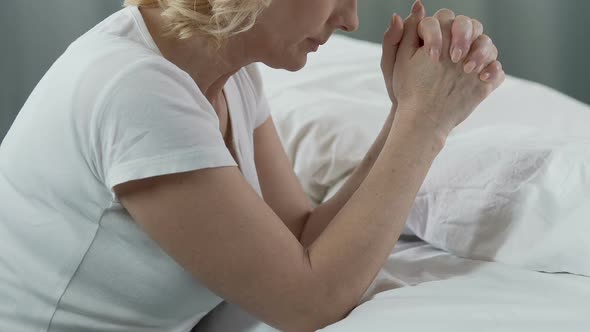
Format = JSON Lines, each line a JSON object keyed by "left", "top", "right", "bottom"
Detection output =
{"left": 2, "top": 0, "right": 589, "bottom": 140}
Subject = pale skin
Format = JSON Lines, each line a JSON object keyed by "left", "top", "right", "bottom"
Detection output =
{"left": 116, "top": 0, "right": 505, "bottom": 331}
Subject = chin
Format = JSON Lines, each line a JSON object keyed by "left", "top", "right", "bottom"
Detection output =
{"left": 263, "top": 50, "right": 309, "bottom": 72}
{"left": 283, "top": 57, "right": 307, "bottom": 72}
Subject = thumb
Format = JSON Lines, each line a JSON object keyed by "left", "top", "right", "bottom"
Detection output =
{"left": 398, "top": 0, "right": 426, "bottom": 59}
{"left": 381, "top": 13, "right": 404, "bottom": 79}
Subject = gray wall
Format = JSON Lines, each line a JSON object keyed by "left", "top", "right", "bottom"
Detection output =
{"left": 2, "top": 0, "right": 589, "bottom": 140}
{"left": 1, "top": 0, "right": 123, "bottom": 141}
{"left": 348, "top": 0, "right": 588, "bottom": 108}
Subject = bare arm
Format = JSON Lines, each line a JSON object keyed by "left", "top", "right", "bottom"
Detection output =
{"left": 301, "top": 2, "right": 499, "bottom": 249}
{"left": 116, "top": 112, "right": 443, "bottom": 332}
{"left": 300, "top": 107, "right": 396, "bottom": 247}
{"left": 304, "top": 113, "right": 444, "bottom": 311}
{"left": 252, "top": 105, "right": 395, "bottom": 248}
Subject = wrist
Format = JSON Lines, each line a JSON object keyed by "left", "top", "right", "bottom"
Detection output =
{"left": 391, "top": 109, "right": 448, "bottom": 152}
{"left": 391, "top": 101, "right": 398, "bottom": 114}
{"left": 386, "top": 105, "right": 397, "bottom": 124}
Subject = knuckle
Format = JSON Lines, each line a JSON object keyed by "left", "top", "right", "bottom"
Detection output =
{"left": 472, "top": 47, "right": 489, "bottom": 61}
{"left": 486, "top": 62, "right": 498, "bottom": 72}
{"left": 441, "top": 8, "right": 456, "bottom": 17}
{"left": 489, "top": 51, "right": 498, "bottom": 62}
{"left": 423, "top": 16, "right": 439, "bottom": 26}
{"left": 481, "top": 50, "right": 496, "bottom": 65}
{"left": 492, "top": 45, "right": 499, "bottom": 57}
{"left": 470, "top": 20, "right": 484, "bottom": 42}
{"left": 491, "top": 61, "right": 503, "bottom": 72}
{"left": 420, "top": 19, "right": 442, "bottom": 42}
{"left": 435, "top": 8, "right": 456, "bottom": 19}
{"left": 478, "top": 34, "right": 493, "bottom": 45}
{"left": 417, "top": 19, "right": 430, "bottom": 32}
{"left": 485, "top": 46, "right": 498, "bottom": 62}
{"left": 470, "top": 37, "right": 493, "bottom": 60}
{"left": 455, "top": 15, "right": 472, "bottom": 24}
{"left": 477, "top": 59, "right": 488, "bottom": 72}
{"left": 472, "top": 19, "right": 483, "bottom": 30}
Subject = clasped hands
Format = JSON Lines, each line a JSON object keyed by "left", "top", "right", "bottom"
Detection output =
{"left": 381, "top": 0, "right": 505, "bottom": 108}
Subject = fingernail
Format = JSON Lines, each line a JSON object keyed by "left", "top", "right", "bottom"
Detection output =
{"left": 451, "top": 48, "right": 463, "bottom": 63}
{"left": 481, "top": 72, "right": 491, "bottom": 81}
{"left": 464, "top": 61, "right": 476, "bottom": 74}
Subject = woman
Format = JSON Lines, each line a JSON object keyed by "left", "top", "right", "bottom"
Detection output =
{"left": 0, "top": 0, "right": 504, "bottom": 331}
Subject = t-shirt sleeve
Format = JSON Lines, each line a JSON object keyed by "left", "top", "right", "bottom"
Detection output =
{"left": 255, "top": 95, "right": 272, "bottom": 129}
{"left": 245, "top": 63, "right": 271, "bottom": 129}
{"left": 92, "top": 58, "right": 237, "bottom": 200}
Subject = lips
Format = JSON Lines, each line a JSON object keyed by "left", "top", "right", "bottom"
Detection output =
{"left": 308, "top": 37, "right": 328, "bottom": 52}
{"left": 310, "top": 38, "right": 328, "bottom": 46}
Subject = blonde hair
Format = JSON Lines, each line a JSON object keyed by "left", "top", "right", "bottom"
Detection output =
{"left": 124, "top": 0, "right": 271, "bottom": 47}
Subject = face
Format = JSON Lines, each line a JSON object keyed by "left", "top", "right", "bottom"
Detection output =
{"left": 247, "top": 0, "right": 359, "bottom": 71}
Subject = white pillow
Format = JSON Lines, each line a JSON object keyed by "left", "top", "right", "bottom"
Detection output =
{"left": 406, "top": 125, "right": 590, "bottom": 276}
{"left": 259, "top": 35, "right": 390, "bottom": 206}
{"left": 259, "top": 35, "right": 590, "bottom": 272}
{"left": 259, "top": 35, "right": 590, "bottom": 206}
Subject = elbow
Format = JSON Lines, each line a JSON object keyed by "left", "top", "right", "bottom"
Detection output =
{"left": 274, "top": 250, "right": 358, "bottom": 332}
{"left": 280, "top": 284, "right": 355, "bottom": 332}
{"left": 280, "top": 307, "right": 350, "bottom": 332}
{"left": 314, "top": 287, "right": 356, "bottom": 330}
{"left": 311, "top": 303, "right": 353, "bottom": 331}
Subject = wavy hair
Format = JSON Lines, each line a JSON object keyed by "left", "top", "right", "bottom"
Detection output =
{"left": 124, "top": 0, "right": 272, "bottom": 47}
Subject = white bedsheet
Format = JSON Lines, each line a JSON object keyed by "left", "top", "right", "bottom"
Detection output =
{"left": 195, "top": 237, "right": 590, "bottom": 332}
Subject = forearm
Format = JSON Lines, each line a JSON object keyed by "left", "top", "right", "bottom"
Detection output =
{"left": 306, "top": 112, "right": 445, "bottom": 315}
{"left": 300, "top": 107, "right": 396, "bottom": 248}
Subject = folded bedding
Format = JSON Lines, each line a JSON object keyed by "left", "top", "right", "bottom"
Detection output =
{"left": 322, "top": 241, "right": 590, "bottom": 332}
{"left": 195, "top": 238, "right": 590, "bottom": 332}
{"left": 405, "top": 125, "right": 590, "bottom": 276}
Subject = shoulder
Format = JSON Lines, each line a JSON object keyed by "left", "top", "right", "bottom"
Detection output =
{"left": 84, "top": 52, "right": 216, "bottom": 142}
{"left": 104, "top": 57, "right": 195, "bottom": 98}
{"left": 61, "top": 27, "right": 196, "bottom": 108}
{"left": 66, "top": 11, "right": 193, "bottom": 95}
{"left": 70, "top": 33, "right": 204, "bottom": 112}
{"left": 239, "top": 63, "right": 266, "bottom": 100}
{"left": 94, "top": 56, "right": 217, "bottom": 131}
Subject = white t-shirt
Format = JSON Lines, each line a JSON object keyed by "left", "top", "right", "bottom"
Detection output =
{"left": 0, "top": 6, "right": 270, "bottom": 332}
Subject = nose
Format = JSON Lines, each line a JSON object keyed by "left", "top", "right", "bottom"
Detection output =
{"left": 332, "top": 0, "right": 359, "bottom": 32}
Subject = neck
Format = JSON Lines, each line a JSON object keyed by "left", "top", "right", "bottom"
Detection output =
{"left": 140, "top": 7, "right": 255, "bottom": 103}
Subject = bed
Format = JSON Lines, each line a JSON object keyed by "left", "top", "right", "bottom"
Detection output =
{"left": 196, "top": 236, "right": 590, "bottom": 332}
{"left": 194, "top": 35, "right": 590, "bottom": 331}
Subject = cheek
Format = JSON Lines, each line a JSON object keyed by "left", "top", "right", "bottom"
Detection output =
{"left": 266, "top": 27, "right": 306, "bottom": 56}
{"left": 277, "top": 23, "right": 308, "bottom": 45}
